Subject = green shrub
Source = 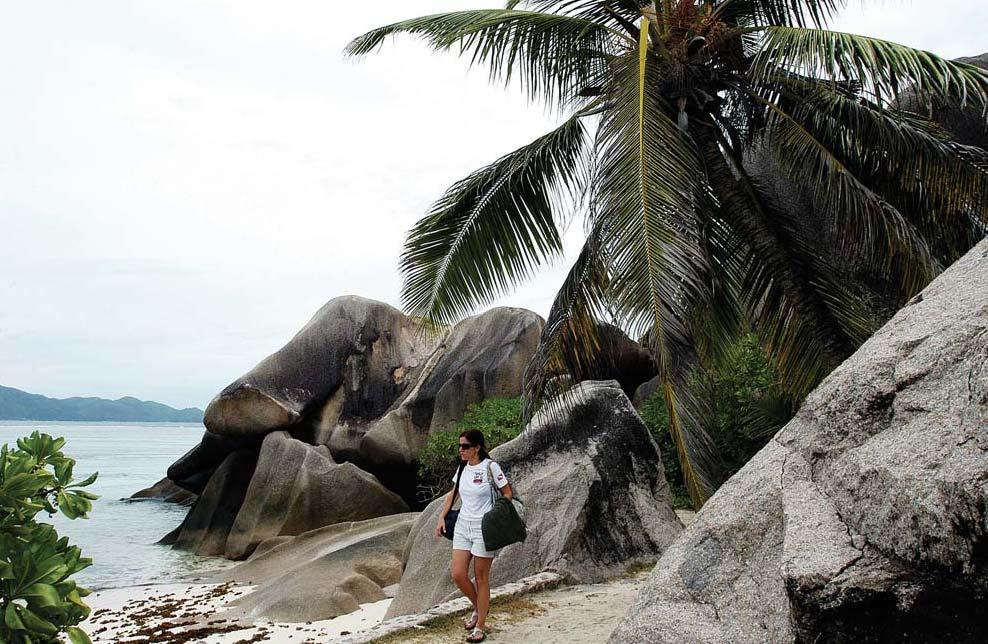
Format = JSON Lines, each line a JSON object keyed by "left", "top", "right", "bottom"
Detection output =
{"left": 417, "top": 397, "right": 523, "bottom": 503}
{"left": 0, "top": 432, "right": 98, "bottom": 644}
{"left": 640, "top": 334, "right": 795, "bottom": 509}
{"left": 638, "top": 394, "right": 693, "bottom": 509}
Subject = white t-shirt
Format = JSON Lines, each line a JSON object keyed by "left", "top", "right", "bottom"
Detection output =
{"left": 452, "top": 459, "right": 508, "bottom": 520}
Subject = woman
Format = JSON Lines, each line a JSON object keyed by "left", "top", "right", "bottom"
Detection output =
{"left": 435, "top": 428, "right": 512, "bottom": 643}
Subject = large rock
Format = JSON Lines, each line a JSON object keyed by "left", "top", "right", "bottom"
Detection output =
{"left": 611, "top": 238, "right": 988, "bottom": 643}
{"left": 385, "top": 380, "right": 683, "bottom": 618}
{"left": 204, "top": 296, "right": 433, "bottom": 436}
{"left": 167, "top": 431, "right": 261, "bottom": 494}
{"left": 170, "top": 449, "right": 259, "bottom": 556}
{"left": 349, "top": 307, "right": 542, "bottom": 499}
{"left": 211, "top": 513, "right": 417, "bottom": 622}
{"left": 223, "top": 431, "right": 408, "bottom": 559}
{"left": 925, "top": 53, "right": 988, "bottom": 149}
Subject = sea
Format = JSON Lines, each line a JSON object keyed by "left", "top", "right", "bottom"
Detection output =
{"left": 0, "top": 421, "right": 231, "bottom": 591}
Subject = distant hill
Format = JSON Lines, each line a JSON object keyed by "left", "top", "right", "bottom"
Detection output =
{"left": 0, "top": 385, "right": 203, "bottom": 422}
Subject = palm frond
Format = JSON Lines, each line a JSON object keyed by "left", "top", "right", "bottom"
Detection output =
{"left": 519, "top": 0, "right": 643, "bottom": 36}
{"left": 778, "top": 77, "right": 988, "bottom": 223}
{"left": 400, "top": 114, "right": 589, "bottom": 326}
{"left": 773, "top": 74, "right": 988, "bottom": 259}
{"left": 713, "top": 0, "right": 846, "bottom": 29}
{"left": 346, "top": 9, "right": 625, "bottom": 106}
{"left": 523, "top": 219, "right": 612, "bottom": 422}
{"left": 592, "top": 20, "right": 719, "bottom": 504}
{"left": 700, "top": 126, "right": 855, "bottom": 395}
{"left": 732, "top": 80, "right": 940, "bottom": 295}
{"left": 754, "top": 26, "right": 988, "bottom": 110}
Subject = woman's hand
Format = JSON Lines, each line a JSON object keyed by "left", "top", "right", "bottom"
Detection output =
{"left": 435, "top": 515, "right": 446, "bottom": 538}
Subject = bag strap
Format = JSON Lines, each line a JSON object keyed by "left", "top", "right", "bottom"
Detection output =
{"left": 487, "top": 461, "right": 500, "bottom": 505}
{"left": 452, "top": 462, "right": 466, "bottom": 504}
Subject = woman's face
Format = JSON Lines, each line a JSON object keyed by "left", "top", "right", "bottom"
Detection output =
{"left": 458, "top": 438, "right": 479, "bottom": 459}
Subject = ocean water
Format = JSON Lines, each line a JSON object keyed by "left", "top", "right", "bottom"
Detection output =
{"left": 0, "top": 421, "right": 229, "bottom": 590}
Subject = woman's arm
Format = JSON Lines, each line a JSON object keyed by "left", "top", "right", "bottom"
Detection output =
{"left": 500, "top": 483, "right": 513, "bottom": 501}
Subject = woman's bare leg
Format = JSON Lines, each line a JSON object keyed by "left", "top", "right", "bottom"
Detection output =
{"left": 451, "top": 549, "right": 478, "bottom": 608}
{"left": 473, "top": 555, "right": 494, "bottom": 630}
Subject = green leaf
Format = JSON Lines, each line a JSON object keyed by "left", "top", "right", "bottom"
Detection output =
{"left": 13, "top": 606, "right": 57, "bottom": 637}
{"left": 5, "top": 603, "right": 25, "bottom": 630}
{"left": 21, "top": 583, "right": 60, "bottom": 608}
{"left": 69, "top": 472, "right": 98, "bottom": 489}
{"left": 66, "top": 626, "right": 93, "bottom": 644}
{"left": 56, "top": 492, "right": 79, "bottom": 520}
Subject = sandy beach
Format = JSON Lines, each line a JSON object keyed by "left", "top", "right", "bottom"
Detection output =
{"left": 82, "top": 582, "right": 393, "bottom": 643}
{"left": 79, "top": 569, "right": 649, "bottom": 644}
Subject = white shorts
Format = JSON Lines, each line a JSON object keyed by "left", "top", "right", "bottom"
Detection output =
{"left": 452, "top": 516, "right": 497, "bottom": 558}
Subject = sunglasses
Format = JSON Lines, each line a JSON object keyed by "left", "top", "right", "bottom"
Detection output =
{"left": 458, "top": 442, "right": 475, "bottom": 450}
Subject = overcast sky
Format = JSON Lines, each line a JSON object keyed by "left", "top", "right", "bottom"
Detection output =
{"left": 1, "top": 1, "right": 985, "bottom": 409}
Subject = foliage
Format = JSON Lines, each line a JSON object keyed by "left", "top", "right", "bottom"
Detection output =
{"left": 417, "top": 397, "right": 524, "bottom": 503}
{"left": 350, "top": 1, "right": 988, "bottom": 506}
{"left": 640, "top": 334, "right": 794, "bottom": 508}
{"left": 0, "top": 432, "right": 98, "bottom": 644}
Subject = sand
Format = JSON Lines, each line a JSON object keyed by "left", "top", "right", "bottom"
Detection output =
{"left": 371, "top": 573, "right": 647, "bottom": 644}
{"left": 81, "top": 582, "right": 393, "bottom": 643}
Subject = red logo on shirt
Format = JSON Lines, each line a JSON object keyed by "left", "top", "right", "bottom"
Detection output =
{"left": 472, "top": 472, "right": 483, "bottom": 485}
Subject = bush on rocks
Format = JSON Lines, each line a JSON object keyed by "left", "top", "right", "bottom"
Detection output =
{"left": 640, "top": 334, "right": 794, "bottom": 508}
{"left": 416, "top": 397, "right": 523, "bottom": 503}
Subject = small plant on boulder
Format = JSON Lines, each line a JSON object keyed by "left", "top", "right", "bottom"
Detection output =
{"left": 417, "top": 397, "right": 523, "bottom": 503}
{"left": 0, "top": 431, "right": 98, "bottom": 644}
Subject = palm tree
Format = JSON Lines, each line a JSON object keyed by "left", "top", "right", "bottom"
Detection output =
{"left": 347, "top": 1, "right": 988, "bottom": 505}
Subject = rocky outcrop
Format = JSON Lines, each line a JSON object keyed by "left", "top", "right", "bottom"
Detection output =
{"left": 386, "top": 380, "right": 683, "bottom": 618}
{"left": 587, "top": 324, "right": 658, "bottom": 400}
{"left": 611, "top": 238, "right": 988, "bottom": 643}
{"left": 167, "top": 431, "right": 261, "bottom": 495}
{"left": 211, "top": 514, "right": 417, "bottom": 622}
{"left": 127, "top": 477, "right": 196, "bottom": 506}
{"left": 352, "top": 308, "right": 542, "bottom": 489}
{"left": 204, "top": 296, "right": 434, "bottom": 436}
{"left": 170, "top": 449, "right": 259, "bottom": 556}
{"left": 921, "top": 53, "right": 988, "bottom": 149}
{"left": 160, "top": 296, "right": 667, "bottom": 558}
{"left": 223, "top": 431, "right": 408, "bottom": 559}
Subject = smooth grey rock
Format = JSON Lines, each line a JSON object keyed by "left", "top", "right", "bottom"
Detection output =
{"left": 632, "top": 375, "right": 660, "bottom": 409}
{"left": 167, "top": 431, "right": 261, "bottom": 494}
{"left": 211, "top": 514, "right": 417, "bottom": 622}
{"left": 611, "top": 238, "right": 988, "bottom": 643}
{"left": 171, "top": 449, "right": 259, "bottom": 557}
{"left": 222, "top": 431, "right": 408, "bottom": 559}
{"left": 127, "top": 477, "right": 197, "bottom": 506}
{"left": 385, "top": 380, "right": 683, "bottom": 618}
{"left": 204, "top": 296, "right": 433, "bottom": 436}
{"left": 352, "top": 307, "right": 542, "bottom": 497}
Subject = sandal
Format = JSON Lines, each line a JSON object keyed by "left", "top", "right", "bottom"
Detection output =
{"left": 466, "top": 627, "right": 486, "bottom": 643}
{"left": 463, "top": 611, "right": 478, "bottom": 630}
